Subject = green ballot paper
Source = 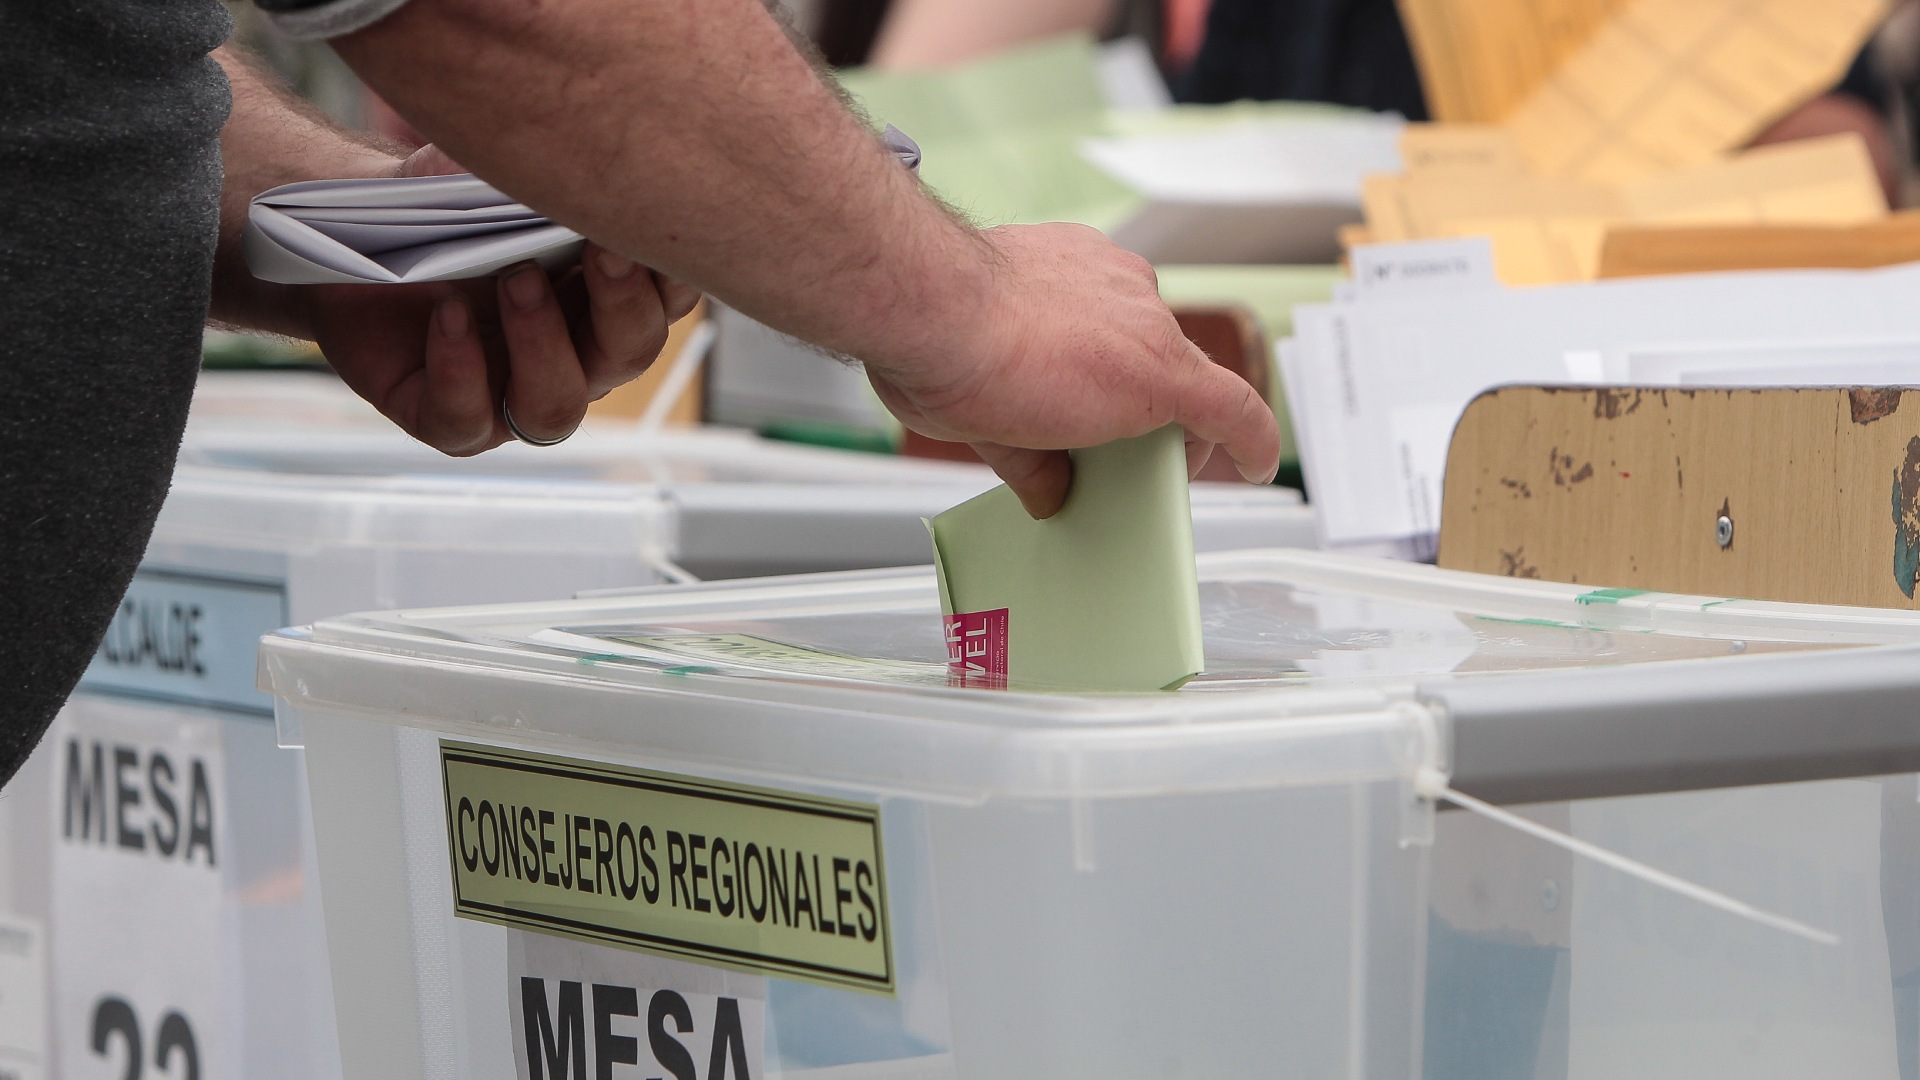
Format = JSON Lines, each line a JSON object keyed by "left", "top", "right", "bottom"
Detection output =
{"left": 927, "top": 425, "right": 1205, "bottom": 692}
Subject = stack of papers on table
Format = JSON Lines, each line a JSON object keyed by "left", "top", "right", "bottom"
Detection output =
{"left": 1358, "top": 130, "right": 1888, "bottom": 285}
{"left": 1281, "top": 238, "right": 1920, "bottom": 557}
{"left": 1082, "top": 115, "right": 1403, "bottom": 264}
{"left": 1348, "top": 0, "right": 1893, "bottom": 283}
{"left": 1398, "top": 0, "right": 1885, "bottom": 164}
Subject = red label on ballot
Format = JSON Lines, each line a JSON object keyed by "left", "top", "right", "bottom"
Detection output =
{"left": 945, "top": 608, "right": 1008, "bottom": 688}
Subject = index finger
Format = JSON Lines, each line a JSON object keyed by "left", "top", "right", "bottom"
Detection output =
{"left": 1168, "top": 343, "right": 1281, "bottom": 485}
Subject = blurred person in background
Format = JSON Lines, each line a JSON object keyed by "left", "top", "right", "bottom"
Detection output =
{"left": 863, "top": 0, "right": 1908, "bottom": 204}
{"left": 0, "top": 0, "right": 1280, "bottom": 787}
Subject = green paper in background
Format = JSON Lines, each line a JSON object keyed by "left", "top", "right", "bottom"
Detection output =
{"left": 1154, "top": 264, "right": 1342, "bottom": 466}
{"left": 1153, "top": 264, "right": 1340, "bottom": 347}
{"left": 928, "top": 425, "right": 1203, "bottom": 692}
{"left": 835, "top": 36, "right": 1382, "bottom": 234}
{"left": 836, "top": 36, "right": 1139, "bottom": 229}
{"left": 835, "top": 41, "right": 1347, "bottom": 469}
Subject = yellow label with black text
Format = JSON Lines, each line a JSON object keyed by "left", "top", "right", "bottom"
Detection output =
{"left": 440, "top": 741, "right": 892, "bottom": 994}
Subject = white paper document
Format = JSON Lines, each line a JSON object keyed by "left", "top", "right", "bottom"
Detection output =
{"left": 1081, "top": 115, "right": 1404, "bottom": 264}
{"left": 1282, "top": 246, "right": 1920, "bottom": 553}
{"left": 244, "top": 173, "right": 586, "bottom": 285}
{"left": 49, "top": 702, "right": 230, "bottom": 1080}
{"left": 246, "top": 127, "right": 924, "bottom": 285}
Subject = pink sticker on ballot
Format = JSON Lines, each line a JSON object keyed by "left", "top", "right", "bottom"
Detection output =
{"left": 945, "top": 608, "right": 1008, "bottom": 688}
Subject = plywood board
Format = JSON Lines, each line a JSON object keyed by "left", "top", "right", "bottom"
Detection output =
{"left": 1356, "top": 134, "right": 1886, "bottom": 285}
{"left": 1438, "top": 384, "right": 1920, "bottom": 608}
{"left": 1397, "top": 0, "right": 1627, "bottom": 123}
{"left": 1505, "top": 0, "right": 1888, "bottom": 184}
{"left": 1399, "top": 123, "right": 1528, "bottom": 172}
{"left": 1599, "top": 211, "right": 1920, "bottom": 278}
{"left": 587, "top": 302, "right": 707, "bottom": 423}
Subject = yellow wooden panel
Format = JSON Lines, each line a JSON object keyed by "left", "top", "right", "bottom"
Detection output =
{"left": 1505, "top": 0, "right": 1888, "bottom": 183}
{"left": 1439, "top": 384, "right": 1920, "bottom": 608}
{"left": 587, "top": 302, "right": 706, "bottom": 424}
{"left": 1397, "top": 0, "right": 1627, "bottom": 123}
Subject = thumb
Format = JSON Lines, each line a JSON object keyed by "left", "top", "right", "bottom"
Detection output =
{"left": 973, "top": 443, "right": 1072, "bottom": 520}
{"left": 398, "top": 143, "right": 467, "bottom": 178}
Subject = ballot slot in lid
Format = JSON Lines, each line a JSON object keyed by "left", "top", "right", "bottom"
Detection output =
{"left": 261, "top": 548, "right": 1920, "bottom": 1080}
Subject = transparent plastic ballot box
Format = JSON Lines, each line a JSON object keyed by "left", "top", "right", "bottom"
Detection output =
{"left": 259, "top": 549, "right": 1920, "bottom": 1080}
{"left": 185, "top": 368, "right": 392, "bottom": 431}
{"left": 173, "top": 423, "right": 1321, "bottom": 577}
{"left": 3, "top": 435, "right": 1314, "bottom": 1080}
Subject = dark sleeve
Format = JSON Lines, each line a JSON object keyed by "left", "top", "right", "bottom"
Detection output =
{"left": 0, "top": 0, "right": 230, "bottom": 788}
{"left": 1834, "top": 48, "right": 1887, "bottom": 115}
{"left": 1175, "top": 0, "right": 1429, "bottom": 120}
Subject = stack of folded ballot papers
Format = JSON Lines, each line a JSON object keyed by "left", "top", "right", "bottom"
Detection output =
{"left": 246, "top": 128, "right": 921, "bottom": 284}
{"left": 244, "top": 174, "right": 585, "bottom": 285}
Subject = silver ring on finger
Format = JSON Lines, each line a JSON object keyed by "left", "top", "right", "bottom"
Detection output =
{"left": 502, "top": 400, "right": 578, "bottom": 447}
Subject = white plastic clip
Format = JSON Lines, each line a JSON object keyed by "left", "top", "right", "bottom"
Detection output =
{"left": 638, "top": 548, "right": 701, "bottom": 586}
{"left": 1414, "top": 767, "right": 1839, "bottom": 946}
{"left": 637, "top": 320, "right": 717, "bottom": 435}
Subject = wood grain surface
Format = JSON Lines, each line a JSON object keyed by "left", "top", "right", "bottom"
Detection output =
{"left": 1439, "top": 384, "right": 1920, "bottom": 607}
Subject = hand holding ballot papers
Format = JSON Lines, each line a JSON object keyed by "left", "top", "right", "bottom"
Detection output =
{"left": 217, "top": 88, "right": 697, "bottom": 456}
{"left": 244, "top": 128, "right": 924, "bottom": 286}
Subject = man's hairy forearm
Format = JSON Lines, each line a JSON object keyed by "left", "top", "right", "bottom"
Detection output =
{"left": 207, "top": 46, "right": 403, "bottom": 337}
{"left": 333, "top": 0, "right": 995, "bottom": 377}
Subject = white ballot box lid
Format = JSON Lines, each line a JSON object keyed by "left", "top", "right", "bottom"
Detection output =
{"left": 261, "top": 549, "right": 1920, "bottom": 803}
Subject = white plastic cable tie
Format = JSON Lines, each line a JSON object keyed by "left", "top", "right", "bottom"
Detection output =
{"left": 641, "top": 548, "right": 701, "bottom": 585}
{"left": 1413, "top": 767, "right": 1839, "bottom": 946}
{"left": 637, "top": 319, "right": 717, "bottom": 435}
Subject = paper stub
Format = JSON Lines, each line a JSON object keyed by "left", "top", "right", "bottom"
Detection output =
{"left": 441, "top": 741, "right": 894, "bottom": 995}
{"left": 1350, "top": 237, "right": 1499, "bottom": 298}
{"left": 508, "top": 929, "right": 766, "bottom": 1080}
{"left": 0, "top": 914, "right": 46, "bottom": 1080}
{"left": 943, "top": 609, "right": 1008, "bottom": 688}
{"left": 50, "top": 704, "right": 227, "bottom": 1080}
